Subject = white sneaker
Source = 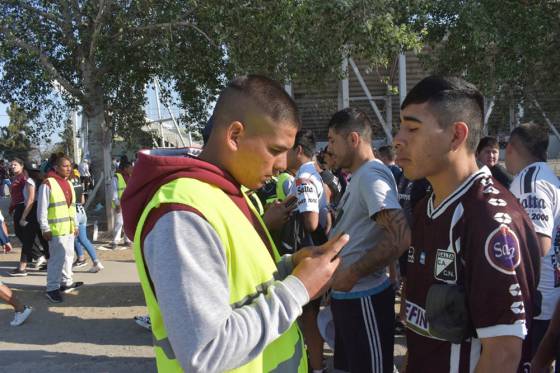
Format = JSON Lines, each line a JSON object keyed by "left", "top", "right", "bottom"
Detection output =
{"left": 34, "top": 256, "right": 47, "bottom": 269}
{"left": 134, "top": 315, "right": 151, "bottom": 330}
{"left": 88, "top": 261, "right": 104, "bottom": 273}
{"left": 11, "top": 306, "right": 32, "bottom": 326}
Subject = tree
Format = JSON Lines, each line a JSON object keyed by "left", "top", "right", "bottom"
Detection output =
{"left": 418, "top": 0, "right": 560, "bottom": 135}
{"left": 0, "top": 1, "right": 423, "bottom": 228}
{"left": 0, "top": 103, "right": 34, "bottom": 160}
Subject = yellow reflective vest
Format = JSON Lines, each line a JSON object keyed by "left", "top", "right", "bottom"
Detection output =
{"left": 46, "top": 177, "right": 76, "bottom": 236}
{"left": 113, "top": 173, "right": 127, "bottom": 208}
{"left": 133, "top": 177, "right": 307, "bottom": 373}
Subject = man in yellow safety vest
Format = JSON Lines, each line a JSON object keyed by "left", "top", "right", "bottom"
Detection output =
{"left": 122, "top": 75, "right": 348, "bottom": 372}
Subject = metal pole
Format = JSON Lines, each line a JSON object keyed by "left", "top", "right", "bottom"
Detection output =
{"left": 398, "top": 53, "right": 407, "bottom": 106}
{"left": 338, "top": 57, "right": 350, "bottom": 110}
{"left": 153, "top": 80, "right": 164, "bottom": 147}
{"left": 154, "top": 78, "right": 187, "bottom": 147}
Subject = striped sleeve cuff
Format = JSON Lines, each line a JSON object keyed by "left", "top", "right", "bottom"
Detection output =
{"left": 476, "top": 322, "right": 527, "bottom": 339}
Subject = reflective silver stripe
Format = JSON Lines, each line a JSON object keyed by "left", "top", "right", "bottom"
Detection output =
{"left": 231, "top": 279, "right": 274, "bottom": 308}
{"left": 48, "top": 217, "right": 71, "bottom": 224}
{"left": 50, "top": 201, "right": 67, "bottom": 207}
{"left": 153, "top": 335, "right": 176, "bottom": 360}
{"left": 269, "top": 334, "right": 304, "bottom": 373}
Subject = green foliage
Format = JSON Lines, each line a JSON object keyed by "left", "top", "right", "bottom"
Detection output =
{"left": 419, "top": 0, "right": 560, "bottom": 132}
{"left": 0, "top": 103, "right": 33, "bottom": 159}
{"left": 0, "top": 0, "right": 424, "bottom": 138}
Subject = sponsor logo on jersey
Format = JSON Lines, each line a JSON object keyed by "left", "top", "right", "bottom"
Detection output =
{"left": 408, "top": 246, "right": 415, "bottom": 263}
{"left": 510, "top": 301, "right": 525, "bottom": 314}
{"left": 485, "top": 224, "right": 521, "bottom": 275}
{"left": 488, "top": 198, "right": 507, "bottom": 207}
{"left": 493, "top": 212, "right": 512, "bottom": 224}
{"left": 509, "top": 283, "right": 522, "bottom": 297}
{"left": 405, "top": 300, "right": 444, "bottom": 340}
{"left": 434, "top": 248, "right": 457, "bottom": 283}
{"left": 520, "top": 195, "right": 546, "bottom": 209}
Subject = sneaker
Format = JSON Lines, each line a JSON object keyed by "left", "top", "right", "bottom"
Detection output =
{"left": 8, "top": 268, "right": 28, "bottom": 277}
{"left": 10, "top": 305, "right": 32, "bottom": 326}
{"left": 37, "top": 263, "right": 47, "bottom": 271}
{"left": 60, "top": 281, "right": 84, "bottom": 293}
{"left": 34, "top": 256, "right": 47, "bottom": 269}
{"left": 96, "top": 245, "right": 113, "bottom": 251}
{"left": 88, "top": 261, "right": 104, "bottom": 273}
{"left": 3, "top": 244, "right": 12, "bottom": 254}
{"left": 113, "top": 245, "right": 127, "bottom": 251}
{"left": 45, "top": 289, "right": 63, "bottom": 303}
{"left": 73, "top": 259, "right": 87, "bottom": 268}
{"left": 134, "top": 315, "right": 151, "bottom": 330}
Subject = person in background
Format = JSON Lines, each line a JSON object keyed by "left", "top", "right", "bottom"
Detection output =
{"left": 0, "top": 159, "right": 9, "bottom": 198}
{"left": 38, "top": 154, "right": 83, "bottom": 303}
{"left": 378, "top": 145, "right": 403, "bottom": 184}
{"left": 78, "top": 158, "right": 92, "bottom": 191}
{"left": 476, "top": 136, "right": 513, "bottom": 188}
{"left": 531, "top": 300, "right": 560, "bottom": 373}
{"left": 109, "top": 158, "right": 132, "bottom": 250}
{"left": 505, "top": 121, "right": 560, "bottom": 372}
{"left": 0, "top": 209, "right": 33, "bottom": 325}
{"left": 68, "top": 169, "right": 104, "bottom": 273}
{"left": 8, "top": 159, "right": 46, "bottom": 276}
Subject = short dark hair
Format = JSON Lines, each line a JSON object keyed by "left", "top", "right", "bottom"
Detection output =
{"left": 378, "top": 145, "right": 396, "bottom": 161}
{"left": 476, "top": 136, "right": 499, "bottom": 155}
{"left": 402, "top": 76, "right": 484, "bottom": 153}
{"left": 328, "top": 107, "right": 373, "bottom": 143}
{"left": 213, "top": 75, "right": 300, "bottom": 129}
{"left": 293, "top": 129, "right": 316, "bottom": 158}
{"left": 510, "top": 121, "right": 549, "bottom": 162}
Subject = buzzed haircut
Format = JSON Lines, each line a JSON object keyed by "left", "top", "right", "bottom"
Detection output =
{"left": 212, "top": 74, "right": 300, "bottom": 129}
{"left": 328, "top": 107, "right": 373, "bottom": 143}
{"left": 510, "top": 121, "right": 549, "bottom": 162}
{"left": 476, "top": 136, "right": 499, "bottom": 155}
{"left": 293, "top": 129, "right": 316, "bottom": 158}
{"left": 402, "top": 76, "right": 484, "bottom": 153}
{"left": 378, "top": 145, "right": 397, "bottom": 161}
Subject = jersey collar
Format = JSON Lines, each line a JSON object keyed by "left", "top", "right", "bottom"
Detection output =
{"left": 427, "top": 166, "right": 492, "bottom": 219}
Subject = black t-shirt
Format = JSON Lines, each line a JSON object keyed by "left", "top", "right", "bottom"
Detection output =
{"left": 70, "top": 178, "right": 84, "bottom": 204}
{"left": 405, "top": 169, "right": 539, "bottom": 373}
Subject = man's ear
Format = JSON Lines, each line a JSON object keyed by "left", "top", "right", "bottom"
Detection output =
{"left": 225, "top": 121, "right": 245, "bottom": 151}
{"left": 349, "top": 132, "right": 360, "bottom": 148}
{"left": 450, "top": 121, "right": 469, "bottom": 151}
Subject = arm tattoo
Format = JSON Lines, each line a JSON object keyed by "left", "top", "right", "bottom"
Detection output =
{"left": 350, "top": 208, "right": 411, "bottom": 278}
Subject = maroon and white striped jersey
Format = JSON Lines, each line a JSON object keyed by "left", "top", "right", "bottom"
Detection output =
{"left": 406, "top": 167, "right": 540, "bottom": 373}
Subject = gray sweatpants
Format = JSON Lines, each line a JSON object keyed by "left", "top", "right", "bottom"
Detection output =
{"left": 46, "top": 234, "right": 75, "bottom": 292}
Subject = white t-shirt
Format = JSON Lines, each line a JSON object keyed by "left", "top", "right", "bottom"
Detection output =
{"left": 291, "top": 162, "right": 328, "bottom": 228}
{"left": 23, "top": 178, "right": 35, "bottom": 204}
{"left": 510, "top": 162, "right": 560, "bottom": 320}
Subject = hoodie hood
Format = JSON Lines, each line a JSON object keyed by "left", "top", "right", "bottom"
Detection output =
{"left": 121, "top": 147, "right": 242, "bottom": 238}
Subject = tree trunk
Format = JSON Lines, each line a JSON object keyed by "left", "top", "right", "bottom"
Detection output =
{"left": 86, "top": 104, "right": 115, "bottom": 232}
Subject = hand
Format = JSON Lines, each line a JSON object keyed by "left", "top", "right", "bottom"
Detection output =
{"left": 115, "top": 205, "right": 121, "bottom": 213}
{"left": 292, "top": 233, "right": 349, "bottom": 300}
{"left": 42, "top": 231, "right": 52, "bottom": 241}
{"left": 74, "top": 228, "right": 79, "bottom": 236}
{"left": 19, "top": 219, "right": 28, "bottom": 227}
{"left": 331, "top": 266, "right": 360, "bottom": 292}
{"left": 3, "top": 243, "right": 12, "bottom": 254}
{"left": 262, "top": 195, "right": 297, "bottom": 231}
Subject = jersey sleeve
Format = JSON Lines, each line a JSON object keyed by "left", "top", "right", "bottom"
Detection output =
{"left": 295, "top": 174, "right": 321, "bottom": 214}
{"left": 359, "top": 168, "right": 401, "bottom": 218}
{"left": 463, "top": 206, "right": 528, "bottom": 339}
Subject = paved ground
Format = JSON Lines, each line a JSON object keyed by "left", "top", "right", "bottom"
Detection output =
{"left": 0, "top": 196, "right": 407, "bottom": 372}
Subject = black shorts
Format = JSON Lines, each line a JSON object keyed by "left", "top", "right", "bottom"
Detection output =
{"left": 331, "top": 285, "right": 395, "bottom": 373}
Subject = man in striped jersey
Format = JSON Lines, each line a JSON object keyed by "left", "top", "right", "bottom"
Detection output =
{"left": 506, "top": 121, "right": 560, "bottom": 372}
{"left": 394, "top": 76, "right": 540, "bottom": 372}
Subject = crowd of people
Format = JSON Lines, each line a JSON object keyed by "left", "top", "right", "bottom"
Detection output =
{"left": 1, "top": 74, "right": 559, "bottom": 372}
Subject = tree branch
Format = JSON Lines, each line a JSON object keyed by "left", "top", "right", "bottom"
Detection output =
{"left": 89, "top": 0, "right": 110, "bottom": 60}
{"left": 114, "top": 21, "right": 217, "bottom": 48}
{"left": 19, "top": 1, "right": 65, "bottom": 28}
{"left": 2, "top": 28, "right": 85, "bottom": 103}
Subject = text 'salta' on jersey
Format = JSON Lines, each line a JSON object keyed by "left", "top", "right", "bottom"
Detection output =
{"left": 405, "top": 168, "right": 540, "bottom": 373}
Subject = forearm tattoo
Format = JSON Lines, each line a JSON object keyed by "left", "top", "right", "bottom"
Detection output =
{"left": 350, "top": 209, "right": 411, "bottom": 278}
